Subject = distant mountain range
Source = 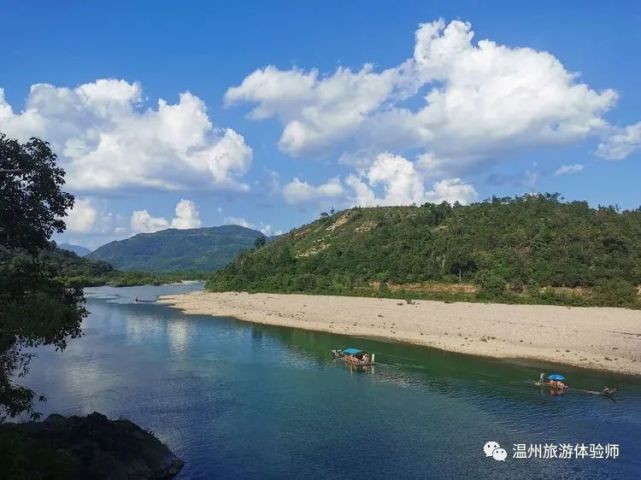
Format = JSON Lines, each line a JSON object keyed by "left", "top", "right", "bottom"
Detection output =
{"left": 88, "top": 225, "right": 265, "bottom": 272}
{"left": 58, "top": 243, "right": 91, "bottom": 257}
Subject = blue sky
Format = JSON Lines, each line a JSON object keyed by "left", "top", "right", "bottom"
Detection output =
{"left": 1, "top": 1, "right": 640, "bottom": 249}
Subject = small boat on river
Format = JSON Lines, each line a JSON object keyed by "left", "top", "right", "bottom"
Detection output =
{"left": 332, "top": 348, "right": 375, "bottom": 366}
{"left": 535, "top": 372, "right": 617, "bottom": 399}
{"left": 546, "top": 373, "right": 568, "bottom": 391}
{"left": 536, "top": 372, "right": 569, "bottom": 393}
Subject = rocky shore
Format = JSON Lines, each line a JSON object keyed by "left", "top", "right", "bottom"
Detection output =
{"left": 0, "top": 412, "right": 183, "bottom": 479}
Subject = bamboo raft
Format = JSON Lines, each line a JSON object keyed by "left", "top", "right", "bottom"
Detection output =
{"left": 535, "top": 373, "right": 617, "bottom": 399}
{"left": 332, "top": 348, "right": 375, "bottom": 366}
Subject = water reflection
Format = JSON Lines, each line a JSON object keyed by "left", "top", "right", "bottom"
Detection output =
{"left": 20, "top": 285, "right": 641, "bottom": 479}
{"left": 167, "top": 320, "right": 191, "bottom": 355}
{"left": 256, "top": 320, "right": 638, "bottom": 403}
{"left": 125, "top": 310, "right": 165, "bottom": 343}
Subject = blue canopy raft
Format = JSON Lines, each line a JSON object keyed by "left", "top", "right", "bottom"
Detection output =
{"left": 331, "top": 348, "right": 375, "bottom": 366}
{"left": 535, "top": 372, "right": 617, "bottom": 399}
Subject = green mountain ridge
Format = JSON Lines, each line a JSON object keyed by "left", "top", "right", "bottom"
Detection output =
{"left": 58, "top": 243, "right": 91, "bottom": 256}
{"left": 206, "top": 194, "right": 641, "bottom": 308}
{"left": 88, "top": 225, "right": 265, "bottom": 272}
{"left": 30, "top": 245, "right": 200, "bottom": 287}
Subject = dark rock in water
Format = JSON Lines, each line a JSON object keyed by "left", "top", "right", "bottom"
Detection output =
{"left": 0, "top": 411, "right": 184, "bottom": 479}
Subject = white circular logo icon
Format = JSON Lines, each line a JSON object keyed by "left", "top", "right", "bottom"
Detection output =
{"left": 483, "top": 441, "right": 507, "bottom": 461}
{"left": 483, "top": 441, "right": 500, "bottom": 457}
{"left": 492, "top": 448, "right": 508, "bottom": 461}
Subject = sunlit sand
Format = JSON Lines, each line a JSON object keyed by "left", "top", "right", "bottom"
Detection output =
{"left": 160, "top": 291, "right": 641, "bottom": 375}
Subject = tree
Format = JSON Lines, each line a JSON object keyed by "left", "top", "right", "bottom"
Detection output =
{"left": 1, "top": 135, "right": 73, "bottom": 253}
{"left": 0, "top": 134, "right": 85, "bottom": 421}
{"left": 253, "top": 236, "right": 267, "bottom": 249}
{"left": 207, "top": 193, "right": 641, "bottom": 308}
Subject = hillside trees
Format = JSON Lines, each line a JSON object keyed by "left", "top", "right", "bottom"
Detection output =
{"left": 1, "top": 134, "right": 85, "bottom": 420}
{"left": 206, "top": 194, "right": 641, "bottom": 308}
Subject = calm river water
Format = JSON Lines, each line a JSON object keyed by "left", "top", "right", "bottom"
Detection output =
{"left": 22, "top": 284, "right": 641, "bottom": 479}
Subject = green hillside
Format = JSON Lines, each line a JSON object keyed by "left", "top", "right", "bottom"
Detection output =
{"left": 88, "top": 225, "right": 265, "bottom": 272}
{"left": 2, "top": 243, "right": 122, "bottom": 290}
{"left": 32, "top": 244, "right": 194, "bottom": 287}
{"left": 206, "top": 194, "right": 641, "bottom": 308}
{"left": 43, "top": 245, "right": 115, "bottom": 283}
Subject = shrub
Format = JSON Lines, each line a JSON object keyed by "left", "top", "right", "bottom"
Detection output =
{"left": 478, "top": 271, "right": 507, "bottom": 299}
{"left": 293, "top": 273, "right": 316, "bottom": 292}
{"left": 592, "top": 279, "right": 637, "bottom": 307}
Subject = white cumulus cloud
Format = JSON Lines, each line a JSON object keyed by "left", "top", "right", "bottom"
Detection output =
{"left": 554, "top": 164, "right": 584, "bottom": 176}
{"left": 225, "top": 19, "right": 618, "bottom": 174}
{"left": 130, "top": 210, "right": 170, "bottom": 234}
{"left": 171, "top": 199, "right": 202, "bottom": 229}
{"left": 283, "top": 152, "right": 477, "bottom": 208}
{"left": 282, "top": 177, "right": 345, "bottom": 204}
{"left": 130, "top": 199, "right": 202, "bottom": 234}
{"left": 65, "top": 198, "right": 99, "bottom": 233}
{"left": 345, "top": 153, "right": 477, "bottom": 206}
{"left": 0, "top": 79, "right": 253, "bottom": 192}
{"left": 64, "top": 197, "right": 118, "bottom": 234}
{"left": 596, "top": 122, "right": 641, "bottom": 160}
{"left": 225, "top": 65, "right": 399, "bottom": 156}
{"left": 424, "top": 178, "right": 478, "bottom": 205}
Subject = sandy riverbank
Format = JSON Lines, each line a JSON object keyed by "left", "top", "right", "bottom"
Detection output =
{"left": 159, "top": 291, "right": 641, "bottom": 376}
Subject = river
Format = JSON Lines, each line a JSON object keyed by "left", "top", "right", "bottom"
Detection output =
{"left": 22, "top": 284, "right": 641, "bottom": 479}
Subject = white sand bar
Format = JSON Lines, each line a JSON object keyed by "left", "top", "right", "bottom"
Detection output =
{"left": 159, "top": 291, "right": 641, "bottom": 375}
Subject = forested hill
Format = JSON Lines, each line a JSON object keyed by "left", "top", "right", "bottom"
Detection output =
{"left": 35, "top": 245, "right": 194, "bottom": 287}
{"left": 88, "top": 225, "right": 266, "bottom": 272}
{"left": 43, "top": 245, "right": 115, "bottom": 282}
{"left": 206, "top": 195, "right": 641, "bottom": 308}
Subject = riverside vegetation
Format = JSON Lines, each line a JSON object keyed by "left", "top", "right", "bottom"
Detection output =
{"left": 40, "top": 244, "right": 204, "bottom": 287}
{"left": 1, "top": 134, "right": 183, "bottom": 478}
{"left": 206, "top": 195, "right": 641, "bottom": 309}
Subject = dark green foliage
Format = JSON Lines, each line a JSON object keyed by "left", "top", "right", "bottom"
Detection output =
{"left": 88, "top": 226, "right": 266, "bottom": 272}
{"left": 478, "top": 271, "right": 507, "bottom": 300}
{"left": 1, "top": 135, "right": 85, "bottom": 421}
{"left": 0, "top": 428, "right": 73, "bottom": 479}
{"left": 0, "top": 135, "right": 74, "bottom": 253}
{"left": 254, "top": 236, "right": 267, "bottom": 249}
{"left": 104, "top": 270, "right": 203, "bottom": 287}
{"left": 592, "top": 279, "right": 638, "bottom": 307}
{"left": 207, "top": 195, "right": 641, "bottom": 308}
{"left": 41, "top": 243, "right": 202, "bottom": 288}
{"left": 41, "top": 243, "right": 115, "bottom": 286}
